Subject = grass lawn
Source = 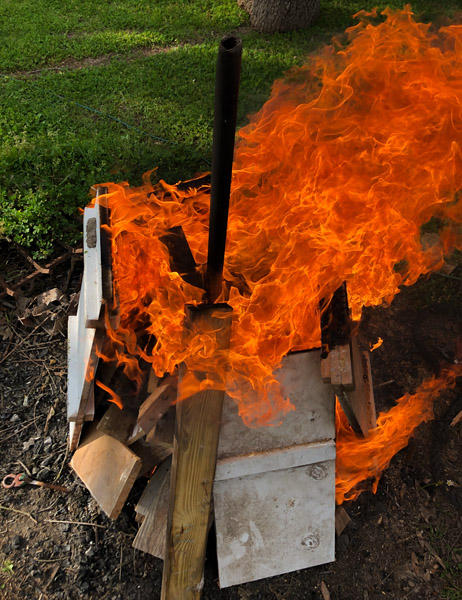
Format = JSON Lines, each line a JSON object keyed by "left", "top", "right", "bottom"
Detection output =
{"left": 0, "top": 0, "right": 460, "bottom": 256}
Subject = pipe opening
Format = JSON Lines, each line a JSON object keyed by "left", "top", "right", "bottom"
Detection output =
{"left": 221, "top": 36, "right": 239, "bottom": 50}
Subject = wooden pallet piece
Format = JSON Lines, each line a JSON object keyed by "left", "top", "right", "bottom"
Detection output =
{"left": 70, "top": 431, "right": 142, "bottom": 519}
{"left": 133, "top": 457, "right": 171, "bottom": 557}
{"left": 161, "top": 303, "right": 232, "bottom": 600}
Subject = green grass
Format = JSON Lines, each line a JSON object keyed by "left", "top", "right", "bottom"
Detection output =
{"left": 0, "top": 0, "right": 460, "bottom": 256}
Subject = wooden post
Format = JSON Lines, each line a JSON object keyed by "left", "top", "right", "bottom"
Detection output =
{"left": 161, "top": 303, "right": 232, "bottom": 600}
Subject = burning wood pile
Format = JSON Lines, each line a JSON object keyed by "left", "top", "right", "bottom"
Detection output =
{"left": 66, "top": 8, "right": 461, "bottom": 599}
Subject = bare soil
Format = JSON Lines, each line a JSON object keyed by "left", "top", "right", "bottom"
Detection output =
{"left": 0, "top": 242, "right": 460, "bottom": 600}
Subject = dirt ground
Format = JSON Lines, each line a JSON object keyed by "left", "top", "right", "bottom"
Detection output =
{"left": 0, "top": 241, "right": 460, "bottom": 600}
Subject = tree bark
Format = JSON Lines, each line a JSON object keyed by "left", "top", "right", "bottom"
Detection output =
{"left": 239, "top": 0, "right": 320, "bottom": 33}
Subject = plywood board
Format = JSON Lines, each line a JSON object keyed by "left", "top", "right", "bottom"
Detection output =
{"left": 70, "top": 432, "right": 142, "bottom": 519}
{"left": 214, "top": 459, "right": 336, "bottom": 588}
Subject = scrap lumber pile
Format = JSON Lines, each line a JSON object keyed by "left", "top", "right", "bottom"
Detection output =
{"left": 66, "top": 36, "right": 376, "bottom": 599}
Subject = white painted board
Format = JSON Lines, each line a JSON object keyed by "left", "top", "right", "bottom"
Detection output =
{"left": 67, "top": 277, "right": 98, "bottom": 422}
{"left": 83, "top": 206, "right": 103, "bottom": 326}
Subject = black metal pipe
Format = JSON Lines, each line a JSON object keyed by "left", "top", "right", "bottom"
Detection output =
{"left": 205, "top": 35, "right": 242, "bottom": 303}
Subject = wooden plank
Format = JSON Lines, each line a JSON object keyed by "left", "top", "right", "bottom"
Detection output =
{"left": 68, "top": 420, "right": 83, "bottom": 452}
{"left": 84, "top": 382, "right": 95, "bottom": 422}
{"left": 97, "top": 404, "right": 137, "bottom": 443}
{"left": 161, "top": 304, "right": 232, "bottom": 600}
{"left": 83, "top": 206, "right": 103, "bottom": 327}
{"left": 135, "top": 458, "right": 171, "bottom": 519}
{"left": 131, "top": 439, "right": 172, "bottom": 476}
{"left": 67, "top": 283, "right": 99, "bottom": 422}
{"left": 335, "top": 505, "right": 351, "bottom": 536}
{"left": 133, "top": 458, "right": 171, "bottom": 557}
{"left": 320, "top": 344, "right": 353, "bottom": 387}
{"left": 147, "top": 370, "right": 160, "bottom": 394}
{"left": 343, "top": 336, "right": 376, "bottom": 436}
{"left": 137, "top": 377, "right": 176, "bottom": 435}
{"left": 70, "top": 432, "right": 142, "bottom": 519}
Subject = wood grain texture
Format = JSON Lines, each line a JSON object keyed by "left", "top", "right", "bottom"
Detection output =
{"left": 70, "top": 432, "right": 142, "bottom": 519}
{"left": 320, "top": 344, "right": 353, "bottom": 388}
{"left": 97, "top": 404, "right": 137, "bottom": 443}
{"left": 345, "top": 336, "right": 376, "bottom": 436}
{"left": 161, "top": 304, "right": 232, "bottom": 600}
{"left": 138, "top": 377, "right": 176, "bottom": 435}
{"left": 133, "top": 457, "right": 171, "bottom": 558}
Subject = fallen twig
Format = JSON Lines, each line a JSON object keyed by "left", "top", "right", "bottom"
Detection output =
{"left": 15, "top": 244, "right": 50, "bottom": 274}
{"left": 53, "top": 444, "right": 69, "bottom": 483}
{"left": 44, "top": 519, "right": 107, "bottom": 529}
{"left": 15, "top": 459, "right": 32, "bottom": 476}
{"left": 1, "top": 414, "right": 46, "bottom": 442}
{"left": 0, "top": 249, "right": 82, "bottom": 299}
{"left": 0, "top": 503, "right": 37, "bottom": 524}
{"left": 0, "top": 275, "right": 16, "bottom": 297}
{"left": 0, "top": 316, "right": 52, "bottom": 364}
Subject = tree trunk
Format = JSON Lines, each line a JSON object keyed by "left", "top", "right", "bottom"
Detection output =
{"left": 239, "top": 0, "right": 320, "bottom": 33}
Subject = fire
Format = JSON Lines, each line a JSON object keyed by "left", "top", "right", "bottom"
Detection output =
{"left": 336, "top": 366, "right": 461, "bottom": 504}
{"left": 95, "top": 6, "right": 461, "bottom": 427}
{"left": 370, "top": 337, "right": 383, "bottom": 352}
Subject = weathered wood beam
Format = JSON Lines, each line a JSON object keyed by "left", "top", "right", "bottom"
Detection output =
{"left": 161, "top": 303, "right": 232, "bottom": 600}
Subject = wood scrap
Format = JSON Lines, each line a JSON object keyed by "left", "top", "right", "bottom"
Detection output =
{"left": 133, "top": 458, "right": 171, "bottom": 558}
{"left": 137, "top": 376, "right": 176, "bottom": 436}
{"left": 146, "top": 405, "right": 176, "bottom": 447}
{"left": 343, "top": 336, "right": 376, "bottom": 436}
{"left": 321, "top": 344, "right": 353, "bottom": 387}
{"left": 320, "top": 581, "right": 331, "bottom": 600}
{"left": 97, "top": 404, "right": 137, "bottom": 443}
{"left": 131, "top": 439, "right": 172, "bottom": 476}
{"left": 70, "top": 431, "right": 142, "bottom": 519}
{"left": 335, "top": 505, "right": 351, "bottom": 536}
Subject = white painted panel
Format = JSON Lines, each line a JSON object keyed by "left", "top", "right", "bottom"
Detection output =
{"left": 83, "top": 206, "right": 103, "bottom": 325}
{"left": 67, "top": 278, "right": 98, "bottom": 421}
{"left": 214, "top": 459, "right": 335, "bottom": 588}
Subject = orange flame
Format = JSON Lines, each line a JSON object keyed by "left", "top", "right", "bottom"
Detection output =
{"left": 336, "top": 366, "right": 460, "bottom": 504}
{"left": 95, "top": 7, "right": 460, "bottom": 426}
{"left": 95, "top": 379, "right": 123, "bottom": 410}
{"left": 370, "top": 337, "right": 384, "bottom": 352}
